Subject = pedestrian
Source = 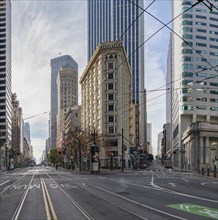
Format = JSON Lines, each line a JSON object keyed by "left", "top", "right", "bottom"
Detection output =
{"left": 56, "top": 164, "right": 58, "bottom": 170}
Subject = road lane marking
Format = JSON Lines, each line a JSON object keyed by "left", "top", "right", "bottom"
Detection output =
{"left": 91, "top": 184, "right": 187, "bottom": 220}
{"left": 201, "top": 182, "right": 218, "bottom": 186}
{"left": 0, "top": 180, "right": 10, "bottom": 186}
{"left": 0, "top": 174, "right": 27, "bottom": 195}
{"left": 168, "top": 203, "right": 218, "bottom": 219}
{"left": 12, "top": 175, "right": 35, "bottom": 220}
{"left": 41, "top": 179, "right": 58, "bottom": 220}
{"left": 169, "top": 183, "right": 176, "bottom": 187}
{"left": 181, "top": 178, "right": 189, "bottom": 182}
{"left": 110, "top": 178, "right": 218, "bottom": 203}
{"left": 41, "top": 178, "right": 51, "bottom": 220}
{"left": 46, "top": 174, "right": 94, "bottom": 220}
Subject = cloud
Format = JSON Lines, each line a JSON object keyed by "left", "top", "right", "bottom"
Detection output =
{"left": 12, "top": 0, "right": 171, "bottom": 160}
{"left": 12, "top": 0, "right": 87, "bottom": 161}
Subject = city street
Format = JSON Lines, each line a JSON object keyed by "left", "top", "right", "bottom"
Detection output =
{"left": 0, "top": 162, "right": 217, "bottom": 220}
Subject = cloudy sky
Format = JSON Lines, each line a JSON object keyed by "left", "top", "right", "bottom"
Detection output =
{"left": 12, "top": 0, "right": 171, "bottom": 162}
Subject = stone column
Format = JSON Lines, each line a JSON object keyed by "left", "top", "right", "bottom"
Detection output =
{"left": 205, "top": 137, "right": 210, "bottom": 165}
{"left": 199, "top": 136, "right": 204, "bottom": 166}
{"left": 191, "top": 138, "right": 196, "bottom": 171}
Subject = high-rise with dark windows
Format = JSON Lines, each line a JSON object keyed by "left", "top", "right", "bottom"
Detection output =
{"left": 88, "top": 0, "right": 146, "bottom": 146}
{"left": 0, "top": 0, "right": 12, "bottom": 171}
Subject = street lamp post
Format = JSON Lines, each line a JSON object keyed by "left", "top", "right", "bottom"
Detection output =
{"left": 77, "top": 137, "right": 81, "bottom": 172}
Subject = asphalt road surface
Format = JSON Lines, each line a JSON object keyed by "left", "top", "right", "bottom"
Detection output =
{"left": 0, "top": 163, "right": 217, "bottom": 220}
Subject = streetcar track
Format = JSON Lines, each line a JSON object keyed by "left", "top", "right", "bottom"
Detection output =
{"left": 11, "top": 174, "right": 35, "bottom": 220}
{"left": 45, "top": 172, "right": 94, "bottom": 220}
{"left": 77, "top": 184, "right": 148, "bottom": 220}
{"left": 91, "top": 184, "right": 187, "bottom": 220}
{"left": 109, "top": 178, "right": 218, "bottom": 203}
{"left": 46, "top": 172, "right": 147, "bottom": 220}
{"left": 0, "top": 172, "right": 29, "bottom": 195}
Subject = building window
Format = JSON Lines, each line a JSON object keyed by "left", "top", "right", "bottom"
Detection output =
{"left": 108, "top": 94, "right": 114, "bottom": 100}
{"left": 182, "top": 80, "right": 193, "bottom": 86}
{"left": 210, "top": 98, "right": 218, "bottom": 103}
{"left": 196, "top": 88, "right": 206, "bottom": 93}
{"left": 210, "top": 82, "right": 218, "bottom": 87}
{"left": 182, "top": 105, "right": 193, "bottom": 110}
{"left": 197, "top": 28, "right": 207, "bottom": 33}
{"left": 182, "top": 41, "right": 193, "bottom": 47}
{"left": 210, "top": 90, "right": 218, "bottom": 95}
{"left": 107, "top": 72, "right": 114, "bottom": 79}
{"left": 196, "top": 43, "right": 207, "bottom": 47}
{"left": 196, "top": 72, "right": 207, "bottom": 77}
{"left": 182, "top": 14, "right": 192, "bottom": 19}
{"left": 196, "top": 81, "right": 206, "bottom": 85}
{"left": 182, "top": 64, "right": 193, "bottom": 70}
{"left": 182, "top": 96, "right": 193, "bottom": 102}
{"left": 107, "top": 62, "right": 114, "bottom": 70}
{"left": 196, "top": 105, "right": 207, "bottom": 110}
{"left": 210, "top": 24, "right": 218, "bottom": 29}
{"left": 182, "top": 27, "right": 193, "bottom": 32}
{"left": 108, "top": 127, "right": 114, "bottom": 134}
{"left": 182, "top": 72, "right": 193, "bottom": 77}
{"left": 210, "top": 45, "right": 218, "bottom": 49}
{"left": 108, "top": 116, "right": 114, "bottom": 123}
{"left": 182, "top": 20, "right": 193, "bottom": 25}
{"left": 108, "top": 105, "right": 114, "bottom": 111}
{"left": 108, "top": 83, "right": 114, "bottom": 90}
{"left": 196, "top": 97, "right": 207, "bottom": 102}
{"left": 182, "top": 49, "right": 193, "bottom": 54}
{"left": 182, "top": 88, "right": 193, "bottom": 93}
{"left": 196, "top": 35, "right": 207, "bottom": 40}
{"left": 196, "top": 15, "right": 206, "bottom": 19}
{"left": 182, "top": 56, "right": 192, "bottom": 62}
{"left": 182, "top": 34, "right": 193, "bottom": 39}
{"left": 196, "top": 50, "right": 207, "bottom": 55}
{"left": 210, "top": 107, "right": 218, "bottom": 111}
{"left": 196, "top": 22, "right": 207, "bottom": 26}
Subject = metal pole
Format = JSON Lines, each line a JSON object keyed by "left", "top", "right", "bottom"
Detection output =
{"left": 5, "top": 146, "right": 7, "bottom": 171}
{"left": 78, "top": 139, "right": 81, "bottom": 172}
{"left": 122, "top": 128, "right": 124, "bottom": 173}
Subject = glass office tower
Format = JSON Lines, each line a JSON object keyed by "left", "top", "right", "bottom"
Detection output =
{"left": 88, "top": 0, "right": 146, "bottom": 145}
{"left": 50, "top": 55, "right": 78, "bottom": 149}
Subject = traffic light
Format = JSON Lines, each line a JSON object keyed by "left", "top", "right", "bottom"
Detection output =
{"left": 90, "top": 144, "right": 99, "bottom": 162}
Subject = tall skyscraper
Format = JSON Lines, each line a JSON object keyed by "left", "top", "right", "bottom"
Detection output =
{"left": 50, "top": 55, "right": 78, "bottom": 149}
{"left": 170, "top": 0, "right": 218, "bottom": 170}
{"left": 56, "top": 66, "right": 78, "bottom": 149}
{"left": 88, "top": 0, "right": 146, "bottom": 146}
{"left": 0, "top": 0, "right": 12, "bottom": 171}
{"left": 23, "top": 122, "right": 30, "bottom": 147}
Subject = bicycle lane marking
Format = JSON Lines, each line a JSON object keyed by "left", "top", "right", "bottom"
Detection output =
{"left": 167, "top": 203, "right": 218, "bottom": 220}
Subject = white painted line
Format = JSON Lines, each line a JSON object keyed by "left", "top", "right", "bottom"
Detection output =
{"left": 181, "top": 178, "right": 189, "bottom": 182}
{"left": 12, "top": 174, "right": 35, "bottom": 220}
{"left": 0, "top": 180, "right": 10, "bottom": 186}
{"left": 169, "top": 183, "right": 176, "bottom": 187}
{"left": 92, "top": 184, "right": 187, "bottom": 220}
{"left": 110, "top": 178, "right": 218, "bottom": 203}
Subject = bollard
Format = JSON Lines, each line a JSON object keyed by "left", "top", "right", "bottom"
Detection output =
{"left": 201, "top": 167, "right": 204, "bottom": 175}
{"left": 214, "top": 166, "right": 217, "bottom": 178}
{"left": 207, "top": 167, "right": 210, "bottom": 176}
